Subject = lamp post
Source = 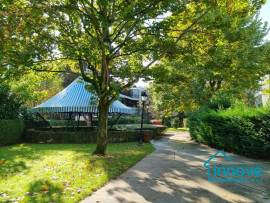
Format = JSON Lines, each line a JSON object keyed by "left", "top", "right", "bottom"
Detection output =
{"left": 139, "top": 92, "right": 147, "bottom": 146}
{"left": 146, "top": 104, "right": 149, "bottom": 124}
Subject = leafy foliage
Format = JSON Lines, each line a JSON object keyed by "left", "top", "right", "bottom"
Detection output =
{"left": 0, "top": 83, "right": 23, "bottom": 119}
{"left": 0, "top": 120, "right": 25, "bottom": 145}
{"left": 188, "top": 106, "right": 270, "bottom": 158}
{"left": 202, "top": 96, "right": 233, "bottom": 111}
{"left": 150, "top": 13, "right": 270, "bottom": 114}
{"left": 9, "top": 72, "right": 64, "bottom": 108}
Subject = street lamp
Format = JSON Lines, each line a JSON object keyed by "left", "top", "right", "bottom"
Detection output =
{"left": 139, "top": 92, "right": 147, "bottom": 146}
{"left": 146, "top": 103, "right": 150, "bottom": 124}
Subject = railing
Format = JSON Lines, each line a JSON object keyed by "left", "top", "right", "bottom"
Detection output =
{"left": 120, "top": 90, "right": 140, "bottom": 99}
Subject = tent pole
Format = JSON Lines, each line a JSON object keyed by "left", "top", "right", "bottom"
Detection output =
{"left": 90, "top": 113, "right": 93, "bottom": 128}
{"left": 77, "top": 113, "right": 81, "bottom": 130}
{"left": 66, "top": 113, "right": 71, "bottom": 132}
{"left": 36, "top": 112, "right": 54, "bottom": 131}
{"left": 70, "top": 113, "right": 76, "bottom": 132}
{"left": 109, "top": 113, "right": 123, "bottom": 130}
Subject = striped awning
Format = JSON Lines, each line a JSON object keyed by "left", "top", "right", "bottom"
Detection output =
{"left": 31, "top": 77, "right": 133, "bottom": 114}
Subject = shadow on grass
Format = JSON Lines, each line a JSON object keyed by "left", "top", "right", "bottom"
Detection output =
{"left": 0, "top": 144, "right": 95, "bottom": 179}
{"left": 24, "top": 180, "right": 63, "bottom": 203}
{"left": 0, "top": 145, "right": 39, "bottom": 178}
{"left": 0, "top": 142, "right": 155, "bottom": 202}
{"left": 74, "top": 142, "right": 155, "bottom": 179}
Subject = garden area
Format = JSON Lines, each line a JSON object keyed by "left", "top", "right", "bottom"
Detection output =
{"left": 1, "top": 0, "right": 270, "bottom": 202}
{"left": 0, "top": 84, "right": 165, "bottom": 202}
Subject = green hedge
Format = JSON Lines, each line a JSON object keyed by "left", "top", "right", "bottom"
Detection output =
{"left": 92, "top": 116, "right": 147, "bottom": 126}
{"left": 48, "top": 120, "right": 87, "bottom": 127}
{"left": 188, "top": 106, "right": 270, "bottom": 159}
{"left": 37, "top": 126, "right": 97, "bottom": 132}
{"left": 0, "top": 120, "right": 25, "bottom": 145}
{"left": 47, "top": 117, "right": 147, "bottom": 127}
{"left": 111, "top": 124, "right": 167, "bottom": 138}
{"left": 25, "top": 130, "right": 153, "bottom": 144}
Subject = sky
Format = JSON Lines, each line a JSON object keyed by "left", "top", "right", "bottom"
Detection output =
{"left": 259, "top": 0, "right": 270, "bottom": 41}
{"left": 134, "top": 2, "right": 270, "bottom": 88}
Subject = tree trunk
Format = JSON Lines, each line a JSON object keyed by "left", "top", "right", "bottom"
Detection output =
{"left": 95, "top": 101, "right": 109, "bottom": 155}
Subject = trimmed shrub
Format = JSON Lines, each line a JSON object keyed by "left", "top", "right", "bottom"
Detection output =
{"left": 0, "top": 84, "right": 23, "bottom": 120}
{"left": 92, "top": 116, "right": 147, "bottom": 126}
{"left": 112, "top": 124, "right": 167, "bottom": 138}
{"left": 46, "top": 116, "right": 146, "bottom": 128}
{"left": 24, "top": 129, "right": 153, "bottom": 144}
{"left": 0, "top": 120, "right": 25, "bottom": 145}
{"left": 188, "top": 106, "right": 270, "bottom": 159}
{"left": 37, "top": 126, "right": 96, "bottom": 132}
{"left": 48, "top": 119, "right": 87, "bottom": 127}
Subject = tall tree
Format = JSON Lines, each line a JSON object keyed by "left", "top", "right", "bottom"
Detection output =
{"left": 150, "top": 13, "right": 270, "bottom": 114}
{"left": 1, "top": 0, "right": 264, "bottom": 154}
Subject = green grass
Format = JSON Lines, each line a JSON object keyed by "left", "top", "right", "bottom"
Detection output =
{"left": 0, "top": 143, "right": 155, "bottom": 203}
{"left": 168, "top": 128, "right": 189, "bottom": 131}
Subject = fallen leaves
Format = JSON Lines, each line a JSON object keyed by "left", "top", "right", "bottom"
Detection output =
{"left": 40, "top": 185, "right": 48, "bottom": 192}
{"left": 0, "top": 142, "right": 154, "bottom": 203}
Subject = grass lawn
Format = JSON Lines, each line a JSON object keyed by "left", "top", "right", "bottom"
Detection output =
{"left": 0, "top": 143, "right": 155, "bottom": 203}
{"left": 168, "top": 128, "right": 189, "bottom": 131}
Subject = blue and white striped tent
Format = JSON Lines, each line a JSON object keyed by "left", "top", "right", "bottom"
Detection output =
{"left": 32, "top": 78, "right": 133, "bottom": 114}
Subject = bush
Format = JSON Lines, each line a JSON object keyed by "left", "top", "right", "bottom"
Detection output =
{"left": 39, "top": 116, "right": 146, "bottom": 129}
{"left": 0, "top": 84, "right": 23, "bottom": 119}
{"left": 162, "top": 117, "right": 171, "bottom": 127}
{"left": 24, "top": 129, "right": 153, "bottom": 144}
{"left": 111, "top": 124, "right": 167, "bottom": 138}
{"left": 203, "top": 96, "right": 233, "bottom": 111}
{"left": 48, "top": 119, "right": 87, "bottom": 127}
{"left": 188, "top": 106, "right": 270, "bottom": 159}
{"left": 0, "top": 120, "right": 25, "bottom": 145}
{"left": 37, "top": 126, "right": 96, "bottom": 132}
{"left": 171, "top": 117, "right": 180, "bottom": 129}
{"left": 92, "top": 116, "right": 147, "bottom": 126}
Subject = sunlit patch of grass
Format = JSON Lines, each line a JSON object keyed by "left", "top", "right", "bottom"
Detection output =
{"left": 168, "top": 128, "right": 189, "bottom": 131}
{"left": 0, "top": 143, "right": 155, "bottom": 202}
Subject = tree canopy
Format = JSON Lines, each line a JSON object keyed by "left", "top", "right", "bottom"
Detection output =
{"left": 150, "top": 12, "right": 270, "bottom": 114}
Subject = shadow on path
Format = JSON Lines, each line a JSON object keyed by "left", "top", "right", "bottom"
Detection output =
{"left": 81, "top": 131, "right": 270, "bottom": 203}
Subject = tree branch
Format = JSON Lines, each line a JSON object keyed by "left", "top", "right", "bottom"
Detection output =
{"left": 121, "top": 7, "right": 212, "bottom": 90}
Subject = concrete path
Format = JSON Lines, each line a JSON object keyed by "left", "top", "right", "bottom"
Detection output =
{"left": 81, "top": 131, "right": 270, "bottom": 203}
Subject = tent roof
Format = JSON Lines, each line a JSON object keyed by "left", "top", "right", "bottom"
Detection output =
{"left": 31, "top": 78, "right": 133, "bottom": 114}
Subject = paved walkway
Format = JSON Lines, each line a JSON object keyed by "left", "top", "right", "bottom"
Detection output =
{"left": 81, "top": 131, "right": 270, "bottom": 203}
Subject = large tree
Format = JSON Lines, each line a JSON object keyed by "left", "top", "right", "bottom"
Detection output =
{"left": 1, "top": 0, "right": 265, "bottom": 154}
{"left": 150, "top": 12, "right": 270, "bottom": 114}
